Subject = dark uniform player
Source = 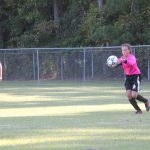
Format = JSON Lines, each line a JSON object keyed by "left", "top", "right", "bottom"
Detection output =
{"left": 117, "top": 43, "right": 150, "bottom": 114}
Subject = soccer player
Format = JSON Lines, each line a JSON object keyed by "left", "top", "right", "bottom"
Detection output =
{"left": 117, "top": 43, "right": 150, "bottom": 114}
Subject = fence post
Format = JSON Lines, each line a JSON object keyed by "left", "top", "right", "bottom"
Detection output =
{"left": 91, "top": 51, "right": 94, "bottom": 80}
{"left": 32, "top": 52, "right": 36, "bottom": 80}
{"left": 0, "top": 61, "right": 2, "bottom": 81}
{"left": 148, "top": 51, "right": 150, "bottom": 80}
{"left": 83, "top": 48, "right": 86, "bottom": 81}
{"left": 148, "top": 59, "right": 150, "bottom": 80}
{"left": 133, "top": 47, "right": 136, "bottom": 55}
{"left": 60, "top": 55, "right": 64, "bottom": 80}
{"left": 36, "top": 50, "right": 40, "bottom": 85}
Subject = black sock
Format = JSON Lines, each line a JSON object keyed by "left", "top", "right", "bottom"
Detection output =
{"left": 129, "top": 98, "right": 141, "bottom": 111}
{"left": 136, "top": 95, "right": 148, "bottom": 103}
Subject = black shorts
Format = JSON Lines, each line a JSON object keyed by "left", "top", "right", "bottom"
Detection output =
{"left": 125, "top": 74, "right": 141, "bottom": 92}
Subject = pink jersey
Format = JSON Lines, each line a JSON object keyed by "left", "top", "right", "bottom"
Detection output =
{"left": 118, "top": 54, "right": 141, "bottom": 75}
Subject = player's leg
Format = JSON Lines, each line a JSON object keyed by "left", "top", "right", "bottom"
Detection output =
{"left": 126, "top": 90, "right": 142, "bottom": 113}
{"left": 125, "top": 77, "right": 142, "bottom": 113}
{"left": 137, "top": 95, "right": 150, "bottom": 111}
{"left": 132, "top": 75, "right": 150, "bottom": 111}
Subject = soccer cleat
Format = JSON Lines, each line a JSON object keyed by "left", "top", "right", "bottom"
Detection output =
{"left": 145, "top": 100, "right": 150, "bottom": 111}
{"left": 135, "top": 110, "right": 143, "bottom": 114}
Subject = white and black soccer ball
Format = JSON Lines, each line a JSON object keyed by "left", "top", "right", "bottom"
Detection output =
{"left": 107, "top": 55, "right": 118, "bottom": 67}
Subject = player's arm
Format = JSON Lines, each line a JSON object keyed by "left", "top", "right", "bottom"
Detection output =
{"left": 114, "top": 56, "right": 127, "bottom": 67}
{"left": 118, "top": 56, "right": 136, "bottom": 66}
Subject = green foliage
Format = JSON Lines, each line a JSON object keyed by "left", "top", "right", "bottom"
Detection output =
{"left": 1, "top": 0, "right": 149, "bottom": 48}
{"left": 0, "top": 0, "right": 149, "bottom": 81}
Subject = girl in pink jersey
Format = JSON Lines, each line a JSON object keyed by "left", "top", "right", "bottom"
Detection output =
{"left": 118, "top": 43, "right": 150, "bottom": 114}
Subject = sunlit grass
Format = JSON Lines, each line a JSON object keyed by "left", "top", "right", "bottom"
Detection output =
{"left": 1, "top": 128, "right": 150, "bottom": 147}
{"left": 0, "top": 80, "right": 150, "bottom": 150}
{"left": 0, "top": 104, "right": 133, "bottom": 117}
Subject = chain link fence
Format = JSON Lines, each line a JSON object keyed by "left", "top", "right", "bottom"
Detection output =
{"left": 0, "top": 45, "right": 150, "bottom": 82}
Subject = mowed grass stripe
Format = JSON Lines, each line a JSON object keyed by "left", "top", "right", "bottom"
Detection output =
{"left": 0, "top": 80, "right": 150, "bottom": 150}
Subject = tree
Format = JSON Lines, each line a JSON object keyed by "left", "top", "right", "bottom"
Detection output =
{"left": 53, "top": 0, "right": 60, "bottom": 26}
{"left": 0, "top": 0, "right": 150, "bottom": 47}
{"left": 0, "top": 0, "right": 9, "bottom": 48}
{"left": 97, "top": 0, "right": 105, "bottom": 8}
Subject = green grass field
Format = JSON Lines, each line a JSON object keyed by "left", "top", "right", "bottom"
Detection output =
{"left": 0, "top": 80, "right": 150, "bottom": 150}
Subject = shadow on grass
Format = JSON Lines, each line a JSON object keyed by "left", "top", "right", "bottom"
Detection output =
{"left": 0, "top": 81, "right": 150, "bottom": 150}
{"left": 0, "top": 81, "right": 126, "bottom": 109}
{"left": 0, "top": 112, "right": 150, "bottom": 150}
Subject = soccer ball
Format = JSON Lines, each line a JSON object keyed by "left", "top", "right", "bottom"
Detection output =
{"left": 107, "top": 55, "right": 118, "bottom": 67}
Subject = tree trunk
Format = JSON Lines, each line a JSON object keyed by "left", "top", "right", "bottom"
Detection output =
{"left": 53, "top": 0, "right": 59, "bottom": 27}
{"left": 97, "top": 0, "right": 105, "bottom": 8}
{"left": 131, "top": 0, "right": 138, "bottom": 14}
{"left": 0, "top": 28, "right": 3, "bottom": 48}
